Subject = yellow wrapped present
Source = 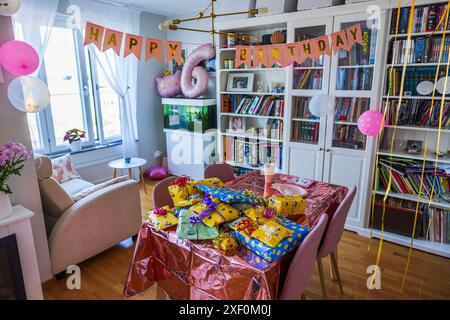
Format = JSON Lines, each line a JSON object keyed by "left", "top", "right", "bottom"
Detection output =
{"left": 228, "top": 217, "right": 261, "bottom": 239}
{"left": 147, "top": 206, "right": 178, "bottom": 231}
{"left": 212, "top": 230, "right": 239, "bottom": 256}
{"left": 267, "top": 195, "right": 307, "bottom": 217}
{"left": 189, "top": 194, "right": 240, "bottom": 227}
{"left": 168, "top": 177, "right": 224, "bottom": 207}
{"left": 187, "top": 177, "right": 224, "bottom": 195}
{"left": 251, "top": 220, "right": 293, "bottom": 248}
{"left": 244, "top": 206, "right": 278, "bottom": 224}
{"left": 168, "top": 176, "right": 192, "bottom": 205}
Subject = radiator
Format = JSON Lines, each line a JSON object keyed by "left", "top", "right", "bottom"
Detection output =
{"left": 76, "top": 157, "right": 119, "bottom": 184}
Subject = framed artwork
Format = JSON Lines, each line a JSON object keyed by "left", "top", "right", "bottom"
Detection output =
{"left": 229, "top": 117, "right": 245, "bottom": 133}
{"left": 227, "top": 73, "right": 254, "bottom": 92}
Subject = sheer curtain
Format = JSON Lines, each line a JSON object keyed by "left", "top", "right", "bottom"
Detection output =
{"left": 12, "top": 0, "right": 60, "bottom": 74}
{"left": 68, "top": 0, "right": 141, "bottom": 165}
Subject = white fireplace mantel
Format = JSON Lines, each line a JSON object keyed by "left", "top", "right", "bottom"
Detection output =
{"left": 0, "top": 205, "right": 43, "bottom": 300}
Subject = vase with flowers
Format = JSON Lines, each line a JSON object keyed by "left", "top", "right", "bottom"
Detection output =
{"left": 0, "top": 142, "right": 31, "bottom": 220}
{"left": 64, "top": 128, "right": 86, "bottom": 153}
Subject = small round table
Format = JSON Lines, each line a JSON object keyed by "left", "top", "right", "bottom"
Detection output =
{"left": 108, "top": 158, "right": 148, "bottom": 194}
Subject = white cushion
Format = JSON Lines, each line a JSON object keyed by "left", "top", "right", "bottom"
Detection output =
{"left": 60, "top": 179, "right": 94, "bottom": 195}
{"left": 51, "top": 154, "right": 80, "bottom": 183}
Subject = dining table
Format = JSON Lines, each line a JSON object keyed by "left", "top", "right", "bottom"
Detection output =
{"left": 123, "top": 170, "right": 348, "bottom": 300}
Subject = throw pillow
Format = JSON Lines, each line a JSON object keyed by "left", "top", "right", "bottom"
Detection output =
{"left": 51, "top": 154, "right": 80, "bottom": 183}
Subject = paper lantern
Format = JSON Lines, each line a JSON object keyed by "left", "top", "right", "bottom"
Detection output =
{"left": 0, "top": 40, "right": 39, "bottom": 76}
{"left": 0, "top": 0, "right": 21, "bottom": 16}
{"left": 357, "top": 110, "right": 384, "bottom": 137}
{"left": 309, "top": 94, "right": 333, "bottom": 117}
{"left": 7, "top": 76, "right": 50, "bottom": 113}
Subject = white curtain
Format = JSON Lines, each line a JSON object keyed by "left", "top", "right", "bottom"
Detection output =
{"left": 13, "top": 0, "right": 60, "bottom": 74}
{"left": 68, "top": 0, "right": 140, "bottom": 164}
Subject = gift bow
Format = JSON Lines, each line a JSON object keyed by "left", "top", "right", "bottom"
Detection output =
{"left": 153, "top": 207, "right": 167, "bottom": 216}
{"left": 189, "top": 193, "right": 217, "bottom": 224}
{"left": 171, "top": 175, "right": 191, "bottom": 188}
{"left": 260, "top": 224, "right": 280, "bottom": 243}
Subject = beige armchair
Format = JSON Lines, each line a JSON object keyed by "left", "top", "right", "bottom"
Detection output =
{"left": 35, "top": 155, "right": 142, "bottom": 276}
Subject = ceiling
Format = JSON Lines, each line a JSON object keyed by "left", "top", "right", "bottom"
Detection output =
{"left": 114, "top": 0, "right": 211, "bottom": 16}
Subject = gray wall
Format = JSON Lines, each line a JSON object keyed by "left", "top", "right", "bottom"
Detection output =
{"left": 0, "top": 16, "right": 52, "bottom": 282}
{"left": 137, "top": 12, "right": 168, "bottom": 167}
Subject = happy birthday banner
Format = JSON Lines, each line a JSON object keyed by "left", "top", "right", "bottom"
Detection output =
{"left": 235, "top": 24, "right": 363, "bottom": 68}
{"left": 83, "top": 22, "right": 183, "bottom": 64}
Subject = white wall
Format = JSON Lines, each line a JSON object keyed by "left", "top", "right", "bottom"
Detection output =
{"left": 0, "top": 16, "right": 52, "bottom": 282}
{"left": 137, "top": 12, "right": 168, "bottom": 167}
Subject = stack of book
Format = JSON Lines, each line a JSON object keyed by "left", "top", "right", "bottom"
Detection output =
{"left": 334, "top": 97, "right": 370, "bottom": 122}
{"left": 221, "top": 94, "right": 284, "bottom": 117}
{"left": 385, "top": 99, "right": 450, "bottom": 128}
{"left": 292, "top": 121, "right": 319, "bottom": 144}
{"left": 390, "top": 37, "right": 450, "bottom": 64}
{"left": 337, "top": 67, "right": 373, "bottom": 91}
{"left": 338, "top": 24, "right": 377, "bottom": 66}
{"left": 387, "top": 66, "right": 441, "bottom": 96}
{"left": 292, "top": 97, "right": 319, "bottom": 120}
{"left": 391, "top": 4, "right": 450, "bottom": 34}
{"left": 293, "top": 69, "right": 323, "bottom": 90}
{"left": 377, "top": 157, "right": 450, "bottom": 200}
{"left": 265, "top": 119, "right": 284, "bottom": 140}
{"left": 332, "top": 124, "right": 366, "bottom": 149}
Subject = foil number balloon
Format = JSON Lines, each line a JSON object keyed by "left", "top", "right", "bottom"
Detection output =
{"left": 0, "top": 0, "right": 21, "bottom": 16}
{"left": 181, "top": 43, "right": 216, "bottom": 99}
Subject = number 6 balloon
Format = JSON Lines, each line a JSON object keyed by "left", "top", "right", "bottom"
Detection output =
{"left": 180, "top": 43, "right": 216, "bottom": 99}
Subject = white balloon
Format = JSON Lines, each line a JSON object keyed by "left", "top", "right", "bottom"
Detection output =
{"left": 0, "top": 0, "right": 21, "bottom": 16}
{"left": 309, "top": 94, "right": 333, "bottom": 117}
{"left": 7, "top": 76, "right": 50, "bottom": 113}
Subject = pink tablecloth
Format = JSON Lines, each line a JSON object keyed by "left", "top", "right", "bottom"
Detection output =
{"left": 123, "top": 172, "right": 347, "bottom": 300}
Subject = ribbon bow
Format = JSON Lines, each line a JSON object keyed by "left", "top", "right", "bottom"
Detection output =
{"left": 263, "top": 208, "right": 276, "bottom": 218}
{"left": 236, "top": 219, "right": 257, "bottom": 236}
{"left": 189, "top": 193, "right": 217, "bottom": 225}
{"left": 171, "top": 175, "right": 191, "bottom": 188}
{"left": 153, "top": 207, "right": 167, "bottom": 216}
{"left": 260, "top": 224, "right": 280, "bottom": 243}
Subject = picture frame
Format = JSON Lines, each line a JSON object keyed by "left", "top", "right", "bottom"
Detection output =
{"left": 227, "top": 73, "right": 254, "bottom": 92}
{"left": 228, "top": 117, "right": 245, "bottom": 133}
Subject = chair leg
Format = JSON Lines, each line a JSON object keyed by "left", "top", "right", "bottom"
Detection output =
{"left": 317, "top": 259, "right": 328, "bottom": 300}
{"left": 300, "top": 293, "right": 306, "bottom": 300}
{"left": 330, "top": 251, "right": 344, "bottom": 294}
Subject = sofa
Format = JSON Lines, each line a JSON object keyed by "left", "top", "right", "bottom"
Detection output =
{"left": 35, "top": 155, "right": 142, "bottom": 275}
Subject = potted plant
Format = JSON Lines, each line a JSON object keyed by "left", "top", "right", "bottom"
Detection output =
{"left": 0, "top": 141, "right": 31, "bottom": 220}
{"left": 64, "top": 128, "right": 86, "bottom": 153}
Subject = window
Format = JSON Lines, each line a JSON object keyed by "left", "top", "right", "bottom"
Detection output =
{"left": 20, "top": 21, "right": 122, "bottom": 154}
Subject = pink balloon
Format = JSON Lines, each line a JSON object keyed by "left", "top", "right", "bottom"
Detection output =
{"left": 181, "top": 43, "right": 216, "bottom": 99}
{"left": 0, "top": 40, "right": 39, "bottom": 76}
{"left": 357, "top": 110, "right": 385, "bottom": 137}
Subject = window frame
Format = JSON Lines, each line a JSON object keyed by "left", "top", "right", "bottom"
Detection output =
{"left": 26, "top": 16, "right": 122, "bottom": 156}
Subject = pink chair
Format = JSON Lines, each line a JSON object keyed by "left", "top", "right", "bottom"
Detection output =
{"left": 152, "top": 176, "right": 177, "bottom": 208}
{"left": 316, "top": 186, "right": 357, "bottom": 299}
{"left": 279, "top": 214, "right": 329, "bottom": 300}
{"left": 204, "top": 163, "right": 236, "bottom": 183}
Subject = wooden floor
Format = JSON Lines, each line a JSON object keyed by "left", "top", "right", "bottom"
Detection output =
{"left": 43, "top": 178, "right": 450, "bottom": 300}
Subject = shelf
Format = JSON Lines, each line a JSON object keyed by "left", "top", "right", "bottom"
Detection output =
{"left": 337, "top": 65, "right": 374, "bottom": 69}
{"left": 383, "top": 95, "right": 450, "bottom": 100}
{"left": 220, "top": 91, "right": 285, "bottom": 96}
{"left": 220, "top": 132, "right": 283, "bottom": 143}
{"left": 294, "top": 66, "right": 323, "bottom": 70}
{"left": 219, "top": 47, "right": 236, "bottom": 52}
{"left": 365, "top": 229, "right": 450, "bottom": 258}
{"left": 377, "top": 149, "right": 450, "bottom": 165}
{"left": 220, "top": 68, "right": 285, "bottom": 72}
{"left": 389, "top": 30, "right": 449, "bottom": 39}
{"left": 387, "top": 63, "right": 450, "bottom": 68}
{"left": 225, "top": 160, "right": 263, "bottom": 171}
{"left": 384, "top": 125, "right": 450, "bottom": 133}
{"left": 373, "top": 190, "right": 450, "bottom": 210}
{"left": 221, "top": 112, "right": 283, "bottom": 119}
{"left": 292, "top": 118, "right": 320, "bottom": 123}
{"left": 334, "top": 121, "right": 358, "bottom": 125}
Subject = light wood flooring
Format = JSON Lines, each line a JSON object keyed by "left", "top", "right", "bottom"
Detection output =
{"left": 43, "top": 178, "right": 450, "bottom": 300}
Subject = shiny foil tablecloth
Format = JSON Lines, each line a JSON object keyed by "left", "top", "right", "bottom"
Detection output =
{"left": 123, "top": 172, "right": 347, "bottom": 300}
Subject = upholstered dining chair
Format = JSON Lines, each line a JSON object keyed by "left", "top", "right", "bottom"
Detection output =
{"left": 153, "top": 176, "right": 177, "bottom": 208}
{"left": 279, "top": 214, "right": 329, "bottom": 300}
{"left": 204, "top": 163, "right": 236, "bottom": 183}
{"left": 316, "top": 186, "right": 357, "bottom": 299}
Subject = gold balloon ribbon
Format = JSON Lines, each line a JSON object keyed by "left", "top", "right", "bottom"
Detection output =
{"left": 399, "top": 0, "right": 450, "bottom": 295}
{"left": 370, "top": 0, "right": 416, "bottom": 291}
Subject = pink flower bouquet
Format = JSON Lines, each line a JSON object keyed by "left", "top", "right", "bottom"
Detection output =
{"left": 0, "top": 142, "right": 31, "bottom": 194}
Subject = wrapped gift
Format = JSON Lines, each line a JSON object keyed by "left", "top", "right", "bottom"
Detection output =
{"left": 188, "top": 177, "right": 224, "bottom": 195}
{"left": 267, "top": 195, "right": 306, "bottom": 217}
{"left": 228, "top": 217, "right": 261, "bottom": 239}
{"left": 251, "top": 220, "right": 293, "bottom": 247}
{"left": 238, "top": 247, "right": 271, "bottom": 270}
{"left": 176, "top": 209, "right": 219, "bottom": 240}
{"left": 168, "top": 176, "right": 192, "bottom": 205}
{"left": 190, "top": 194, "right": 240, "bottom": 227}
{"left": 212, "top": 230, "right": 239, "bottom": 256}
{"left": 244, "top": 206, "right": 277, "bottom": 224}
{"left": 169, "top": 176, "right": 224, "bottom": 207}
{"left": 148, "top": 206, "right": 178, "bottom": 231}
{"left": 195, "top": 185, "right": 263, "bottom": 205}
{"left": 233, "top": 217, "right": 309, "bottom": 262}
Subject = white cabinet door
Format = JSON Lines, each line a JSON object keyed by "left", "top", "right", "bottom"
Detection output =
{"left": 288, "top": 144, "right": 324, "bottom": 180}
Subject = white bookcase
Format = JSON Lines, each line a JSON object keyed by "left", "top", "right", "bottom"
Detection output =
{"left": 215, "top": 0, "right": 449, "bottom": 257}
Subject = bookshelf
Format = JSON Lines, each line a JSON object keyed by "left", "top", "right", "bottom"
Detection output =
{"left": 216, "top": 23, "right": 288, "bottom": 176}
{"left": 373, "top": 1, "right": 450, "bottom": 257}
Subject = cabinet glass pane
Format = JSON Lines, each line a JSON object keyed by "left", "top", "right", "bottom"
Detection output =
{"left": 336, "top": 20, "right": 377, "bottom": 91}
{"left": 332, "top": 123, "right": 366, "bottom": 150}
{"left": 293, "top": 25, "right": 326, "bottom": 90}
{"left": 291, "top": 97, "right": 320, "bottom": 144}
